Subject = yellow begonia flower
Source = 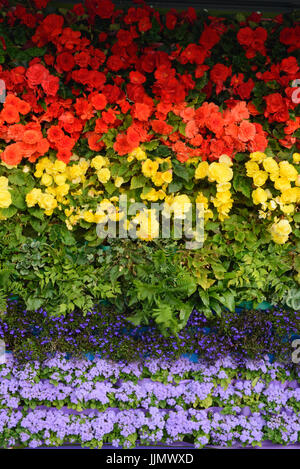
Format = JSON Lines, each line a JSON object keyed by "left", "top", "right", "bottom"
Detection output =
{"left": 258, "top": 210, "right": 267, "bottom": 219}
{"left": 45, "top": 165, "right": 55, "bottom": 176}
{"left": 274, "top": 178, "right": 291, "bottom": 192}
{"left": 213, "top": 190, "right": 232, "bottom": 204}
{"left": 83, "top": 211, "right": 95, "bottom": 223}
{"left": 38, "top": 193, "right": 57, "bottom": 214}
{"left": 54, "top": 174, "right": 67, "bottom": 186}
{"left": 152, "top": 172, "right": 164, "bottom": 186}
{"left": 65, "top": 220, "right": 73, "bottom": 230}
{"left": 65, "top": 207, "right": 74, "bottom": 217}
{"left": 268, "top": 199, "right": 277, "bottom": 211}
{"left": 53, "top": 160, "right": 67, "bottom": 173}
{"left": 141, "top": 188, "right": 160, "bottom": 202}
{"left": 293, "top": 153, "right": 300, "bottom": 164}
{"left": 36, "top": 157, "right": 51, "bottom": 172}
{"left": 68, "top": 165, "right": 82, "bottom": 181}
{"left": 91, "top": 155, "right": 106, "bottom": 170}
{"left": 0, "top": 176, "right": 9, "bottom": 190}
{"left": 142, "top": 159, "right": 159, "bottom": 178}
{"left": 196, "top": 192, "right": 209, "bottom": 209}
{"left": 0, "top": 189, "right": 12, "bottom": 208}
{"left": 281, "top": 204, "right": 295, "bottom": 215}
{"left": 252, "top": 170, "right": 268, "bottom": 187}
{"left": 246, "top": 161, "right": 260, "bottom": 177}
{"left": 136, "top": 209, "right": 159, "bottom": 241}
{"left": 157, "top": 190, "right": 166, "bottom": 200}
{"left": 94, "top": 211, "right": 107, "bottom": 223}
{"left": 280, "top": 187, "right": 298, "bottom": 204}
{"left": 34, "top": 170, "right": 43, "bottom": 178}
{"left": 219, "top": 154, "right": 233, "bottom": 166}
{"left": 71, "top": 189, "right": 82, "bottom": 196}
{"left": 252, "top": 188, "right": 268, "bottom": 205}
{"left": 270, "top": 219, "right": 292, "bottom": 244}
{"left": 249, "top": 152, "right": 266, "bottom": 163}
{"left": 195, "top": 161, "right": 209, "bottom": 179}
{"left": 172, "top": 194, "right": 191, "bottom": 219}
{"left": 41, "top": 173, "right": 53, "bottom": 187}
{"left": 208, "top": 162, "right": 233, "bottom": 184}
{"left": 55, "top": 184, "right": 70, "bottom": 199}
{"left": 129, "top": 147, "right": 147, "bottom": 161}
{"left": 115, "top": 177, "right": 124, "bottom": 188}
{"left": 97, "top": 168, "right": 111, "bottom": 184}
{"left": 26, "top": 188, "right": 42, "bottom": 207}
{"left": 262, "top": 157, "right": 279, "bottom": 173}
{"left": 217, "top": 202, "right": 233, "bottom": 221}
{"left": 161, "top": 171, "right": 173, "bottom": 184}
{"left": 46, "top": 187, "right": 56, "bottom": 196}
{"left": 216, "top": 182, "right": 231, "bottom": 192}
{"left": 99, "top": 200, "right": 114, "bottom": 212}
{"left": 279, "top": 161, "right": 298, "bottom": 181}
{"left": 157, "top": 189, "right": 167, "bottom": 200}
{"left": 204, "top": 209, "right": 214, "bottom": 221}
{"left": 69, "top": 214, "right": 80, "bottom": 225}
{"left": 269, "top": 171, "right": 280, "bottom": 182}
{"left": 0, "top": 177, "right": 10, "bottom": 209}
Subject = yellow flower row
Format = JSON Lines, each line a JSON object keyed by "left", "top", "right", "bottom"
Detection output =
{"left": 195, "top": 155, "right": 234, "bottom": 221}
{"left": 246, "top": 151, "right": 299, "bottom": 244}
{"left": 0, "top": 147, "right": 299, "bottom": 244}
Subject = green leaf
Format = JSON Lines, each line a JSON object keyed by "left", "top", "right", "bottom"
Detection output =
{"left": 168, "top": 181, "right": 183, "bottom": 193}
{"left": 130, "top": 175, "right": 147, "bottom": 189}
{"left": 8, "top": 170, "right": 26, "bottom": 186}
{"left": 26, "top": 47, "right": 47, "bottom": 57}
{"left": 173, "top": 162, "right": 191, "bottom": 182}
{"left": 28, "top": 207, "right": 45, "bottom": 220}
{"left": 142, "top": 140, "right": 159, "bottom": 151}
{"left": 11, "top": 190, "right": 26, "bottom": 210}
{"left": 103, "top": 180, "right": 116, "bottom": 195}
{"left": 26, "top": 297, "right": 43, "bottom": 311}
{"left": 178, "top": 122, "right": 186, "bottom": 136}
{"left": 0, "top": 268, "right": 12, "bottom": 287}
{"left": 234, "top": 153, "right": 246, "bottom": 162}
{"left": 221, "top": 291, "right": 235, "bottom": 312}
{"left": 142, "top": 186, "right": 152, "bottom": 196}
{"left": 294, "top": 213, "right": 300, "bottom": 223}
{"left": 236, "top": 231, "right": 245, "bottom": 243}
{"left": 200, "top": 290, "right": 210, "bottom": 307}
{"left": 59, "top": 226, "right": 76, "bottom": 246}
{"left": 30, "top": 218, "right": 48, "bottom": 233}
{"left": 0, "top": 206, "right": 17, "bottom": 218}
{"left": 233, "top": 175, "right": 252, "bottom": 199}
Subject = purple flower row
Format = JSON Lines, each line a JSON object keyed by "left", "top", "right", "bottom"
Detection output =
{"left": 1, "top": 353, "right": 298, "bottom": 383}
{"left": 1, "top": 406, "right": 300, "bottom": 449}
{"left": 0, "top": 355, "right": 300, "bottom": 448}
{"left": 1, "top": 302, "right": 299, "bottom": 362}
{"left": 1, "top": 369, "right": 300, "bottom": 413}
